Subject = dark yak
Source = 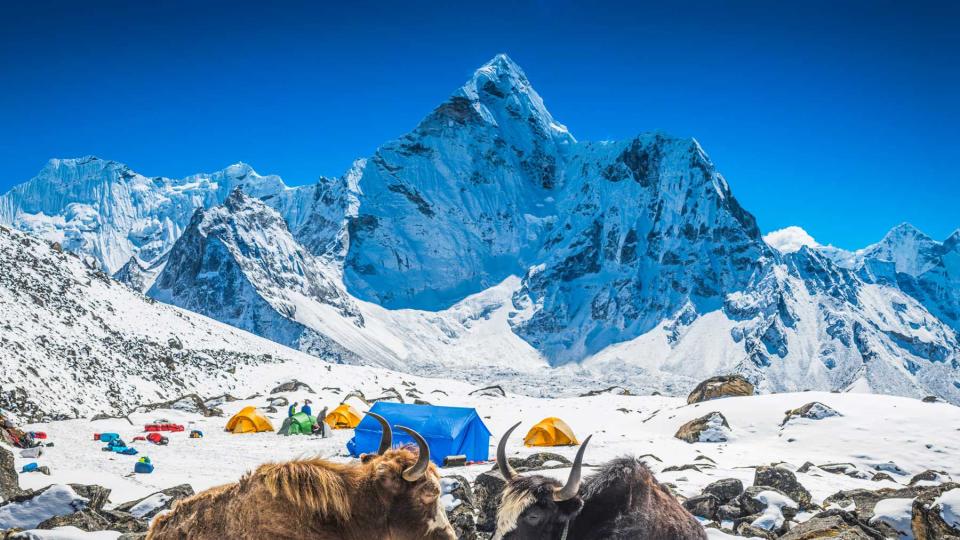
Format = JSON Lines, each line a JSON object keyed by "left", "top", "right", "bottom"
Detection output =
{"left": 147, "top": 413, "right": 455, "bottom": 540}
{"left": 493, "top": 422, "right": 707, "bottom": 540}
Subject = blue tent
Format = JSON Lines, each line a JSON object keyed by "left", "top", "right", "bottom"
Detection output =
{"left": 347, "top": 402, "right": 491, "bottom": 465}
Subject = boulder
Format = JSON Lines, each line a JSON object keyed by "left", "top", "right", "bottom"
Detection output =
{"left": 754, "top": 465, "right": 813, "bottom": 510}
{"left": 506, "top": 452, "right": 572, "bottom": 472}
{"left": 35, "top": 509, "right": 111, "bottom": 531}
{"left": 735, "top": 522, "right": 777, "bottom": 539}
{"left": 473, "top": 470, "right": 507, "bottom": 533}
{"left": 442, "top": 475, "right": 478, "bottom": 540}
{"left": 703, "top": 478, "right": 744, "bottom": 504}
{"left": 114, "top": 484, "right": 194, "bottom": 520}
{"left": 266, "top": 396, "right": 289, "bottom": 407}
{"left": 68, "top": 484, "right": 111, "bottom": 511}
{"left": 675, "top": 412, "right": 731, "bottom": 443}
{"left": 736, "top": 486, "right": 798, "bottom": 522}
{"left": 781, "top": 402, "right": 841, "bottom": 426}
{"left": 99, "top": 509, "right": 149, "bottom": 533}
{"left": 0, "top": 446, "right": 20, "bottom": 502}
{"left": 912, "top": 485, "right": 960, "bottom": 540}
{"left": 683, "top": 493, "right": 720, "bottom": 520}
{"left": 910, "top": 469, "right": 952, "bottom": 486}
{"left": 136, "top": 394, "right": 222, "bottom": 417}
{"left": 270, "top": 380, "right": 315, "bottom": 394}
{"left": 779, "top": 509, "right": 886, "bottom": 539}
{"left": 823, "top": 483, "right": 960, "bottom": 524}
{"left": 686, "top": 375, "right": 754, "bottom": 404}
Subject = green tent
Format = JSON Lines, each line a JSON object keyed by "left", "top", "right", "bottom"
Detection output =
{"left": 278, "top": 412, "right": 316, "bottom": 436}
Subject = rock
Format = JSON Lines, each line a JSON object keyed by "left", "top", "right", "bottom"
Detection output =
{"left": 922, "top": 395, "right": 940, "bottom": 403}
{"left": 0, "top": 446, "right": 20, "bottom": 501}
{"left": 662, "top": 464, "right": 711, "bottom": 473}
{"left": 703, "top": 478, "right": 744, "bottom": 504}
{"left": 35, "top": 509, "right": 111, "bottom": 531}
{"left": 136, "top": 394, "right": 223, "bottom": 417}
{"left": 910, "top": 469, "right": 952, "bottom": 486}
{"left": 754, "top": 465, "right": 813, "bottom": 510}
{"left": 468, "top": 385, "right": 505, "bottom": 398}
{"left": 737, "top": 486, "right": 798, "bottom": 521}
{"left": 819, "top": 463, "right": 870, "bottom": 479}
{"left": 270, "top": 380, "right": 314, "bottom": 394}
{"left": 99, "top": 509, "right": 149, "bottom": 533}
{"left": 442, "top": 475, "right": 477, "bottom": 540}
{"left": 780, "top": 509, "right": 886, "bottom": 539}
{"left": 117, "top": 534, "right": 148, "bottom": 540}
{"left": 577, "top": 386, "right": 630, "bottom": 397}
{"left": 683, "top": 493, "right": 720, "bottom": 520}
{"left": 266, "top": 396, "right": 289, "bottom": 407}
{"left": 473, "top": 470, "right": 507, "bottom": 533}
{"left": 717, "top": 503, "right": 745, "bottom": 521}
{"left": 675, "top": 412, "right": 731, "bottom": 443}
{"left": 781, "top": 402, "right": 841, "bottom": 426}
{"left": 506, "top": 452, "right": 572, "bottom": 472}
{"left": 735, "top": 522, "right": 777, "bottom": 539}
{"left": 871, "top": 472, "right": 896, "bottom": 482}
{"left": 114, "top": 483, "right": 194, "bottom": 520}
{"left": 823, "top": 483, "right": 960, "bottom": 524}
{"left": 686, "top": 375, "right": 754, "bottom": 404}
{"left": 67, "top": 484, "right": 111, "bottom": 511}
{"left": 911, "top": 484, "right": 960, "bottom": 540}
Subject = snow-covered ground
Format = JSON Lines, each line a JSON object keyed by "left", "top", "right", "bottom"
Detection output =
{"left": 11, "top": 358, "right": 960, "bottom": 518}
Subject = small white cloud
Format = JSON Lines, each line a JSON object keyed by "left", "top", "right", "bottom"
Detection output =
{"left": 763, "top": 226, "right": 820, "bottom": 254}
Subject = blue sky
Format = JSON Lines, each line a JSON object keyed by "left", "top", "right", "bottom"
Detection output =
{"left": 1, "top": 0, "right": 956, "bottom": 249}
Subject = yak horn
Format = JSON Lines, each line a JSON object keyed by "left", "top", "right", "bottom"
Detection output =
{"left": 366, "top": 412, "right": 392, "bottom": 455}
{"left": 553, "top": 435, "right": 592, "bottom": 502}
{"left": 497, "top": 422, "right": 522, "bottom": 481}
{"left": 396, "top": 426, "right": 430, "bottom": 481}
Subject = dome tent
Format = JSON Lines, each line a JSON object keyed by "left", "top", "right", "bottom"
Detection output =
{"left": 278, "top": 412, "right": 317, "bottom": 436}
{"left": 347, "top": 402, "right": 491, "bottom": 465}
{"left": 524, "top": 417, "right": 578, "bottom": 447}
{"left": 225, "top": 406, "right": 274, "bottom": 434}
{"left": 325, "top": 404, "right": 362, "bottom": 429}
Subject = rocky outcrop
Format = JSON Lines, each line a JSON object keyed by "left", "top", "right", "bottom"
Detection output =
{"left": 781, "top": 402, "right": 841, "bottom": 425}
{"left": 912, "top": 485, "right": 960, "bottom": 540}
{"left": 0, "top": 446, "right": 20, "bottom": 502}
{"left": 687, "top": 375, "right": 755, "bottom": 404}
{"left": 779, "top": 509, "right": 886, "bottom": 539}
{"left": 675, "top": 412, "right": 731, "bottom": 443}
{"left": 754, "top": 465, "right": 813, "bottom": 510}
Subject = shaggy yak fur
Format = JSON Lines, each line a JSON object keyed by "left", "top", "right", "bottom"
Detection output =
{"left": 147, "top": 447, "right": 456, "bottom": 540}
{"left": 496, "top": 457, "right": 706, "bottom": 540}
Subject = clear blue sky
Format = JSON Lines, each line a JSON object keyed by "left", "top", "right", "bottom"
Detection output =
{"left": 1, "top": 1, "right": 956, "bottom": 249}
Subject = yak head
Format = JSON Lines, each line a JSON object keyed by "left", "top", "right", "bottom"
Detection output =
{"left": 492, "top": 422, "right": 591, "bottom": 540}
{"left": 362, "top": 413, "right": 455, "bottom": 540}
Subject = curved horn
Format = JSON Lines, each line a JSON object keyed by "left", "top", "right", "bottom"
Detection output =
{"left": 553, "top": 435, "right": 591, "bottom": 501}
{"left": 396, "top": 426, "right": 430, "bottom": 481}
{"left": 497, "top": 422, "right": 522, "bottom": 481}
{"left": 366, "top": 412, "right": 392, "bottom": 455}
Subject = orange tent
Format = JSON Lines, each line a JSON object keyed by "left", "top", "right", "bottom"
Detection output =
{"left": 524, "top": 417, "right": 578, "bottom": 447}
{"left": 225, "top": 406, "right": 274, "bottom": 434}
{"left": 325, "top": 404, "right": 362, "bottom": 429}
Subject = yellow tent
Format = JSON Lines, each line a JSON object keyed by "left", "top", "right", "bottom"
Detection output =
{"left": 225, "top": 406, "right": 274, "bottom": 434}
{"left": 524, "top": 417, "right": 579, "bottom": 447}
{"left": 325, "top": 404, "right": 362, "bottom": 429}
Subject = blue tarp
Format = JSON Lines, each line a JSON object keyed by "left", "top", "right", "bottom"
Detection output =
{"left": 347, "top": 402, "right": 491, "bottom": 465}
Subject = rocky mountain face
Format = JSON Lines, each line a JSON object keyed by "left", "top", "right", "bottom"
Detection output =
{"left": 0, "top": 157, "right": 309, "bottom": 276}
{"left": 149, "top": 189, "right": 363, "bottom": 361}
{"left": 2, "top": 54, "right": 959, "bottom": 403}
{"left": 0, "top": 224, "right": 320, "bottom": 420}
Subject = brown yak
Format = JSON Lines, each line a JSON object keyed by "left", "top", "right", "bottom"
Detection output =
{"left": 147, "top": 413, "right": 455, "bottom": 540}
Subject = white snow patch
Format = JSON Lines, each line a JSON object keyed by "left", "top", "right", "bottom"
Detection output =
{"left": 869, "top": 497, "right": 914, "bottom": 539}
{"left": 935, "top": 488, "right": 960, "bottom": 529}
{"left": 0, "top": 485, "right": 88, "bottom": 530}
{"left": 749, "top": 490, "right": 797, "bottom": 530}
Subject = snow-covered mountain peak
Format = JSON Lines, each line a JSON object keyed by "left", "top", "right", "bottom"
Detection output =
{"left": 863, "top": 222, "right": 940, "bottom": 276}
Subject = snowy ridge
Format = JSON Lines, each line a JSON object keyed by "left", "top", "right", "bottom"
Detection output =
{"left": 0, "top": 157, "right": 313, "bottom": 275}
{"left": 2, "top": 55, "right": 960, "bottom": 404}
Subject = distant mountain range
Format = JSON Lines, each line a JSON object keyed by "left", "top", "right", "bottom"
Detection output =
{"left": 2, "top": 54, "right": 958, "bottom": 403}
